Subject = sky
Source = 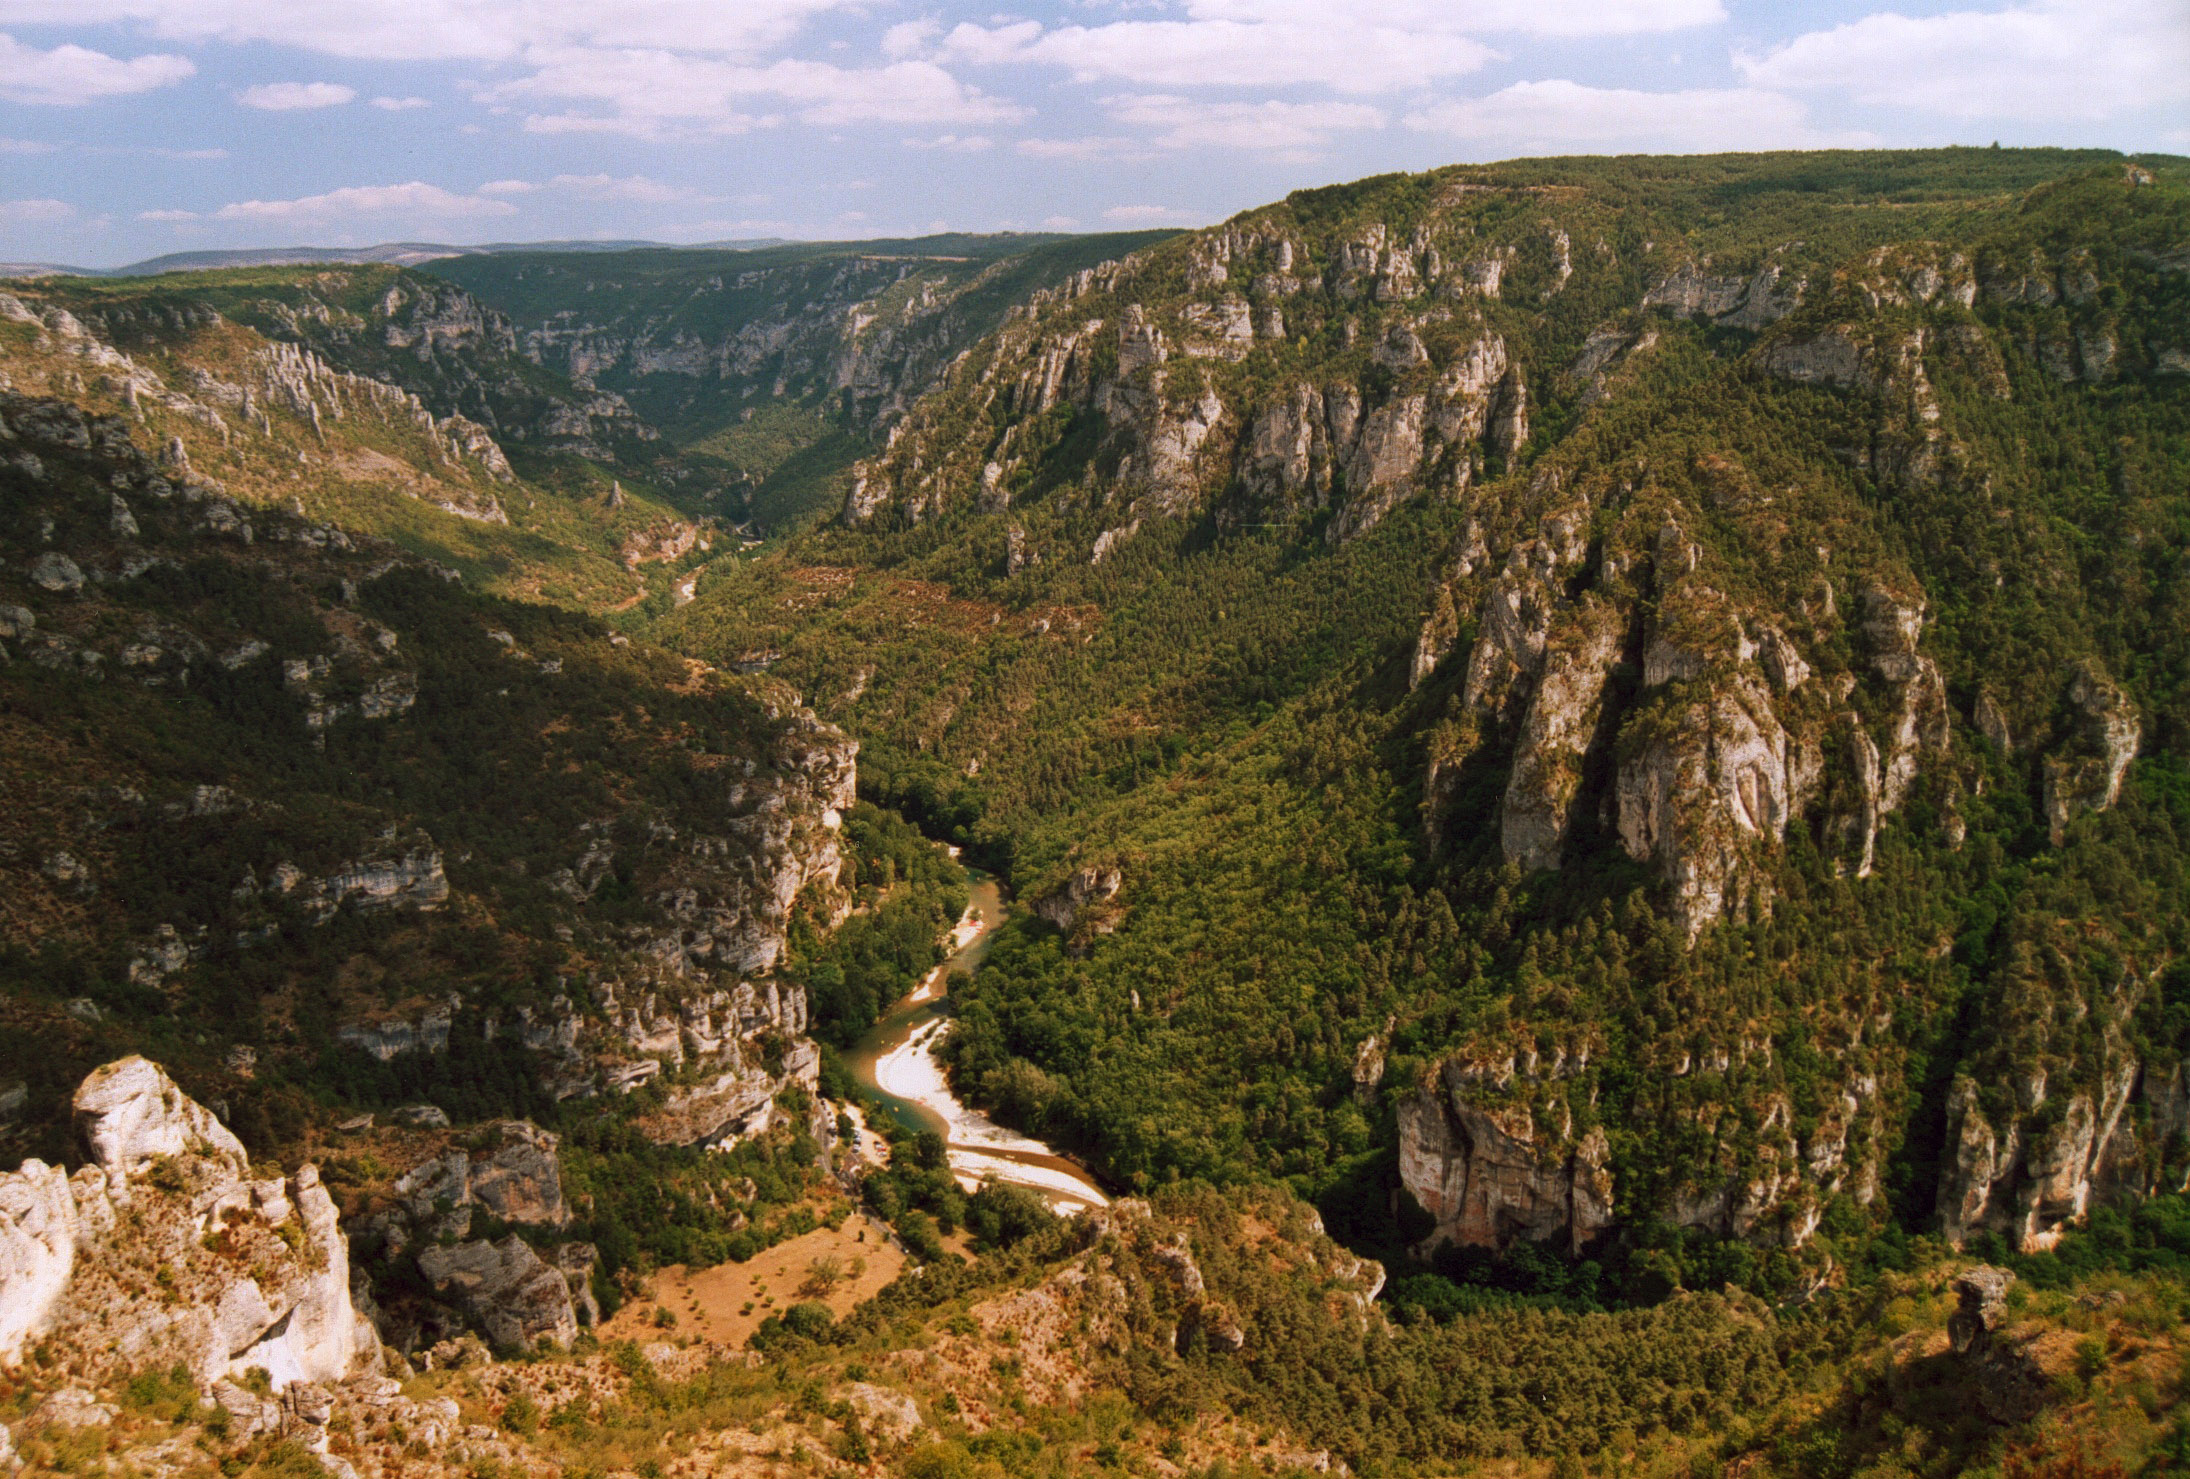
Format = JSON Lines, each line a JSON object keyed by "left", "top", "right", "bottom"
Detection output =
{"left": 2, "top": 0, "right": 2187, "bottom": 268}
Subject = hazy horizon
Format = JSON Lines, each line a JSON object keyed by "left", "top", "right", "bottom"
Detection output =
{"left": 3, "top": 0, "right": 2186, "bottom": 268}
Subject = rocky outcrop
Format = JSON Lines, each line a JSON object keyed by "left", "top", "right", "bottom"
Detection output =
{"left": 367, "top": 1121, "right": 570, "bottom": 1254}
{"left": 337, "top": 997, "right": 457, "bottom": 1061}
{"left": 2042, "top": 661, "right": 2140, "bottom": 845}
{"left": 0, "top": 1160, "right": 77, "bottom": 1364}
{"left": 1937, "top": 1037, "right": 2158, "bottom": 1252}
{"left": 1398, "top": 1060, "right": 1613, "bottom": 1256}
{"left": 1034, "top": 865, "right": 1124, "bottom": 940}
{"left": 0, "top": 1057, "right": 379, "bottom": 1389}
{"left": 645, "top": 709, "right": 856, "bottom": 977}
{"left": 1643, "top": 260, "right": 1803, "bottom": 329}
{"left": 1500, "top": 597, "right": 1624, "bottom": 872}
{"left": 845, "top": 1382, "right": 923, "bottom": 1443}
{"left": 416, "top": 1236, "right": 578, "bottom": 1351}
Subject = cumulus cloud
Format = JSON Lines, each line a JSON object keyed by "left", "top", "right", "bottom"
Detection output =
{"left": 0, "top": 31, "right": 193, "bottom": 105}
{"left": 1737, "top": 0, "right": 2190, "bottom": 121}
{"left": 929, "top": 0, "right": 1723, "bottom": 94}
{"left": 371, "top": 95, "right": 430, "bottom": 110}
{"left": 1102, "top": 204, "right": 1200, "bottom": 225}
{"left": 0, "top": 0, "right": 857, "bottom": 63}
{"left": 1, "top": 196, "right": 76, "bottom": 222}
{"left": 1182, "top": 0, "right": 1725, "bottom": 39}
{"left": 903, "top": 133, "right": 993, "bottom": 151}
{"left": 210, "top": 180, "right": 518, "bottom": 223}
{"left": 1406, "top": 79, "right": 1856, "bottom": 152}
{"left": 237, "top": 81, "right": 355, "bottom": 110}
{"left": 1104, "top": 95, "right": 1386, "bottom": 153}
{"left": 937, "top": 17, "right": 1491, "bottom": 93}
{"left": 489, "top": 51, "right": 1026, "bottom": 136}
{"left": 1016, "top": 135, "right": 1150, "bottom": 162}
{"left": 138, "top": 207, "right": 198, "bottom": 220}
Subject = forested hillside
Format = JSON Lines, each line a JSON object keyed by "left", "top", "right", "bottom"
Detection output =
{"left": 5, "top": 149, "right": 2189, "bottom": 1479}
{"left": 663, "top": 149, "right": 2190, "bottom": 1289}
{"left": 434, "top": 232, "right": 1176, "bottom": 533}
{"left": 0, "top": 268, "right": 724, "bottom": 612}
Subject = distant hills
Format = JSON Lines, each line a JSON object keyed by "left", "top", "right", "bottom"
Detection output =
{"left": 0, "top": 236, "right": 795, "bottom": 280}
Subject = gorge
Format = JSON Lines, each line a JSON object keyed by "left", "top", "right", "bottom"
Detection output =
{"left": 3, "top": 146, "right": 2188, "bottom": 1478}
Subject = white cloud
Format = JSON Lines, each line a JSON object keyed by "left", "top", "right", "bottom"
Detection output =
{"left": 138, "top": 207, "right": 197, "bottom": 220}
{"left": 490, "top": 51, "right": 1026, "bottom": 136}
{"left": 371, "top": 95, "right": 430, "bottom": 110}
{"left": 938, "top": 18, "right": 1491, "bottom": 93}
{"left": 1102, "top": 204, "right": 1200, "bottom": 225}
{"left": 0, "top": 0, "right": 858, "bottom": 63}
{"left": 237, "top": 81, "right": 356, "bottom": 110}
{"left": 1016, "top": 135, "right": 1150, "bottom": 161}
{"left": 476, "top": 173, "right": 707, "bottom": 203}
{"left": 210, "top": 180, "right": 518, "bottom": 223}
{"left": 2, "top": 197, "right": 76, "bottom": 222}
{"left": 548, "top": 172, "right": 708, "bottom": 202}
{"left": 1181, "top": 0, "right": 1724, "bottom": 39}
{"left": 1406, "top": 79, "right": 1854, "bottom": 152}
{"left": 1042, "top": 214, "right": 1081, "bottom": 230}
{"left": 1737, "top": 0, "right": 2190, "bottom": 121}
{"left": 1, "top": 136, "right": 59, "bottom": 152}
{"left": 880, "top": 18, "right": 940, "bottom": 60}
{"left": 903, "top": 133, "right": 992, "bottom": 151}
{"left": 0, "top": 31, "right": 193, "bottom": 105}
{"left": 1104, "top": 94, "right": 1386, "bottom": 153}
{"left": 929, "top": 0, "right": 1722, "bottom": 94}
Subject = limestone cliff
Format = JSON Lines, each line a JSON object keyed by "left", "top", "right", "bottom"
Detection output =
{"left": 0, "top": 1058, "right": 380, "bottom": 1387}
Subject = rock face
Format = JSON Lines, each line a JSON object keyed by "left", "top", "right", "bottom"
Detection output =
{"left": 0, "top": 1058, "right": 379, "bottom": 1389}
{"left": 416, "top": 1236, "right": 578, "bottom": 1351}
{"left": 1500, "top": 597, "right": 1624, "bottom": 872}
{"left": 368, "top": 1121, "right": 570, "bottom": 1252}
{"left": 841, "top": 218, "right": 1522, "bottom": 546}
{"left": 0, "top": 1160, "right": 77, "bottom": 1364}
{"left": 1034, "top": 865, "right": 1124, "bottom": 939}
{"left": 1948, "top": 1266, "right": 2013, "bottom": 1354}
{"left": 1642, "top": 260, "right": 1804, "bottom": 329}
{"left": 1936, "top": 1049, "right": 2158, "bottom": 1252}
{"left": 1397, "top": 1061, "right": 1614, "bottom": 1256}
{"left": 447, "top": 246, "right": 1067, "bottom": 446}
{"left": 73, "top": 1055, "right": 249, "bottom": 1196}
{"left": 647, "top": 709, "right": 858, "bottom": 977}
{"left": 2042, "top": 661, "right": 2140, "bottom": 845}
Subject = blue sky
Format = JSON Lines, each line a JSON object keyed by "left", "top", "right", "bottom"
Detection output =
{"left": 3, "top": 0, "right": 2186, "bottom": 267}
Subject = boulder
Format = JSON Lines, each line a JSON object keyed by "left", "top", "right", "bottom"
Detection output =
{"left": 28, "top": 553, "right": 83, "bottom": 593}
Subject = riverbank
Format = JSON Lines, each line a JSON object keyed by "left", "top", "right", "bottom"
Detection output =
{"left": 845, "top": 874, "right": 1108, "bottom": 1214}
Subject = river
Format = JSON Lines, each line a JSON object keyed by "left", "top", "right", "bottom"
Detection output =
{"left": 842, "top": 870, "right": 1109, "bottom": 1214}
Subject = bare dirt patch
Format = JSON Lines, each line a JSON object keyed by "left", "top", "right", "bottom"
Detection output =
{"left": 602, "top": 1211, "right": 907, "bottom": 1351}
